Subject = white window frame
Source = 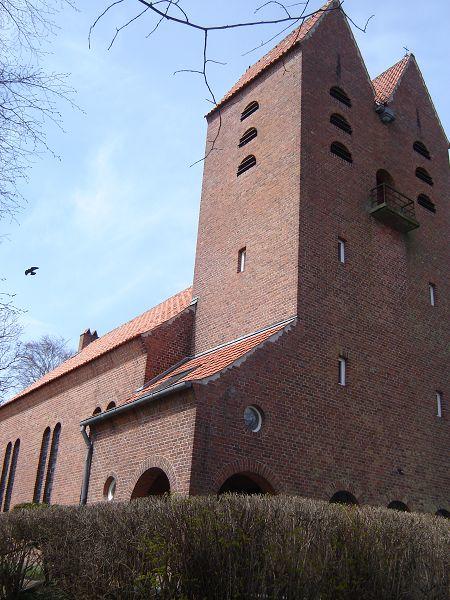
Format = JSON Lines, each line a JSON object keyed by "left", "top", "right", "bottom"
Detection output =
{"left": 238, "top": 247, "right": 246, "bottom": 273}
{"left": 436, "top": 391, "right": 442, "bottom": 418}
{"left": 338, "top": 238, "right": 345, "bottom": 263}
{"left": 338, "top": 356, "right": 346, "bottom": 386}
{"left": 429, "top": 283, "right": 436, "bottom": 306}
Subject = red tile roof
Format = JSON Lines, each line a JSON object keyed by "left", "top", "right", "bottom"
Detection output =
{"left": 210, "top": 0, "right": 336, "bottom": 114}
{"left": 128, "top": 317, "right": 295, "bottom": 404}
{"left": 6, "top": 287, "right": 193, "bottom": 404}
{"left": 372, "top": 54, "right": 411, "bottom": 104}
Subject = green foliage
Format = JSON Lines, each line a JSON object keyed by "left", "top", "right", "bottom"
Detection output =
{"left": 0, "top": 496, "right": 448, "bottom": 599}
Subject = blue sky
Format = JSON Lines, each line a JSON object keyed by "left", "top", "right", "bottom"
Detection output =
{"left": 1, "top": 0, "right": 449, "bottom": 350}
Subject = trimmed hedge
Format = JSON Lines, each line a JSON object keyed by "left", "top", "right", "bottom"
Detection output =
{"left": 1, "top": 496, "right": 449, "bottom": 599}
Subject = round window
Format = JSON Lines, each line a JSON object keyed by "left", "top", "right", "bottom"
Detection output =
{"left": 104, "top": 477, "right": 116, "bottom": 502}
{"left": 244, "top": 405, "right": 263, "bottom": 433}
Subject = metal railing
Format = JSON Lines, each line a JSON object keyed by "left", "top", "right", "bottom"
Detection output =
{"left": 369, "top": 183, "right": 416, "bottom": 220}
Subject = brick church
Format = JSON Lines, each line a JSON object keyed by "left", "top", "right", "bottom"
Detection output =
{"left": 1, "top": 0, "right": 448, "bottom": 514}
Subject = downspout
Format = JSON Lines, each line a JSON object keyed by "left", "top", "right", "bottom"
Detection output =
{"left": 80, "top": 425, "right": 93, "bottom": 506}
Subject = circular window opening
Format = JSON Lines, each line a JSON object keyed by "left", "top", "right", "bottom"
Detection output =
{"left": 104, "top": 476, "right": 116, "bottom": 502}
{"left": 244, "top": 405, "right": 263, "bottom": 433}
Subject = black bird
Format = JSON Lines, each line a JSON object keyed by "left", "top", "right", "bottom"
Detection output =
{"left": 25, "top": 267, "right": 39, "bottom": 276}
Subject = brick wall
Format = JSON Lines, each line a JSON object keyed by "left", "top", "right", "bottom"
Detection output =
{"left": 192, "top": 49, "right": 302, "bottom": 352}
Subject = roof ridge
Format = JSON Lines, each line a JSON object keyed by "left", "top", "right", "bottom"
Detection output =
{"left": 372, "top": 54, "right": 411, "bottom": 104}
{"left": 209, "top": 0, "right": 336, "bottom": 114}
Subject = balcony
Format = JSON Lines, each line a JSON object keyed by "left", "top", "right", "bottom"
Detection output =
{"left": 369, "top": 184, "right": 419, "bottom": 233}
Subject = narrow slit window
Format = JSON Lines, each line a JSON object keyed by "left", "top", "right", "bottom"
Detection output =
{"left": 240, "top": 101, "right": 259, "bottom": 121}
{"left": 417, "top": 194, "right": 436, "bottom": 213}
{"left": 329, "top": 86, "right": 352, "bottom": 107}
{"left": 330, "top": 142, "right": 352, "bottom": 163}
{"left": 33, "top": 427, "right": 51, "bottom": 504}
{"left": 436, "top": 391, "right": 442, "bottom": 418}
{"left": 3, "top": 439, "right": 20, "bottom": 512}
{"left": 429, "top": 283, "right": 436, "bottom": 306}
{"left": 43, "top": 423, "right": 61, "bottom": 505}
{"left": 238, "top": 247, "right": 246, "bottom": 273}
{"left": 338, "top": 356, "right": 346, "bottom": 386}
{"left": 0, "top": 442, "right": 12, "bottom": 510}
{"left": 413, "top": 141, "right": 431, "bottom": 160}
{"left": 330, "top": 113, "right": 352, "bottom": 135}
{"left": 416, "top": 167, "right": 433, "bottom": 186}
{"left": 338, "top": 238, "right": 345, "bottom": 263}
{"left": 237, "top": 155, "right": 256, "bottom": 176}
{"left": 238, "top": 127, "right": 257, "bottom": 148}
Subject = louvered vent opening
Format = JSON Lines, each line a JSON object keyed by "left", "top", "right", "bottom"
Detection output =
{"left": 330, "top": 86, "right": 352, "bottom": 107}
{"left": 240, "top": 101, "right": 259, "bottom": 121}
{"left": 330, "top": 142, "right": 352, "bottom": 163}
{"left": 237, "top": 155, "right": 256, "bottom": 176}
{"left": 417, "top": 194, "right": 436, "bottom": 213}
{"left": 330, "top": 113, "right": 352, "bottom": 134}
{"left": 416, "top": 167, "right": 433, "bottom": 186}
{"left": 238, "top": 127, "right": 257, "bottom": 147}
{"left": 413, "top": 141, "right": 431, "bottom": 160}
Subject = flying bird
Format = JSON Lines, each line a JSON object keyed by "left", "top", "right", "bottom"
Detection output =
{"left": 25, "top": 267, "right": 39, "bottom": 276}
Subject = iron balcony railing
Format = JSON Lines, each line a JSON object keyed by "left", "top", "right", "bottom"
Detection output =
{"left": 369, "top": 183, "right": 416, "bottom": 220}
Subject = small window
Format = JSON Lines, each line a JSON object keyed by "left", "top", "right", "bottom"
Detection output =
{"left": 429, "top": 283, "right": 436, "bottom": 306}
{"left": 417, "top": 194, "right": 436, "bottom": 213}
{"left": 329, "top": 86, "right": 351, "bottom": 108}
{"left": 240, "top": 101, "right": 259, "bottom": 121}
{"left": 3, "top": 439, "right": 20, "bottom": 512}
{"left": 330, "top": 142, "right": 352, "bottom": 163}
{"left": 104, "top": 476, "right": 116, "bottom": 502}
{"left": 238, "top": 127, "right": 257, "bottom": 148}
{"left": 237, "top": 247, "right": 246, "bottom": 273}
{"left": 0, "top": 442, "right": 12, "bottom": 511}
{"left": 330, "top": 113, "right": 352, "bottom": 135}
{"left": 338, "top": 356, "right": 346, "bottom": 386}
{"left": 33, "top": 428, "right": 51, "bottom": 504}
{"left": 415, "top": 167, "right": 433, "bottom": 186}
{"left": 413, "top": 141, "right": 431, "bottom": 160}
{"left": 436, "top": 391, "right": 442, "bottom": 418}
{"left": 106, "top": 401, "right": 116, "bottom": 411}
{"left": 93, "top": 407, "right": 101, "bottom": 416}
{"left": 338, "top": 238, "right": 345, "bottom": 263}
{"left": 244, "top": 405, "right": 263, "bottom": 433}
{"left": 43, "top": 424, "right": 61, "bottom": 505}
{"left": 237, "top": 155, "right": 256, "bottom": 176}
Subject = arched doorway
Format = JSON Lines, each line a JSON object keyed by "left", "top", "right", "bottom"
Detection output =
{"left": 218, "top": 472, "right": 274, "bottom": 495}
{"left": 131, "top": 467, "right": 170, "bottom": 499}
{"left": 388, "top": 500, "right": 409, "bottom": 512}
{"left": 376, "top": 169, "right": 395, "bottom": 204}
{"left": 330, "top": 490, "right": 358, "bottom": 506}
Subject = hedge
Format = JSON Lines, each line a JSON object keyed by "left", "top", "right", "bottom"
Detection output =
{"left": 1, "top": 495, "right": 448, "bottom": 599}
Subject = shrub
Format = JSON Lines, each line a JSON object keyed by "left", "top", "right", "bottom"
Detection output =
{"left": 1, "top": 496, "right": 448, "bottom": 599}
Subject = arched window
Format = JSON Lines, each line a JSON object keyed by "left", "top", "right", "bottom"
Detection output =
{"left": 106, "top": 401, "right": 116, "bottom": 411}
{"left": 330, "top": 113, "right": 352, "bottom": 135}
{"left": 3, "top": 439, "right": 20, "bottom": 512}
{"left": 93, "top": 407, "right": 101, "bottom": 416}
{"left": 330, "top": 86, "right": 351, "bottom": 107}
{"left": 330, "top": 490, "right": 358, "bottom": 505}
{"left": 238, "top": 127, "right": 257, "bottom": 148}
{"left": 417, "top": 194, "right": 436, "bottom": 213}
{"left": 388, "top": 501, "right": 409, "bottom": 512}
{"left": 240, "top": 101, "right": 259, "bottom": 121}
{"left": 33, "top": 427, "right": 51, "bottom": 504}
{"left": 237, "top": 155, "right": 256, "bottom": 176}
{"left": 104, "top": 476, "right": 116, "bottom": 501}
{"left": 0, "top": 442, "right": 12, "bottom": 510}
{"left": 436, "top": 509, "right": 450, "bottom": 519}
{"left": 330, "top": 142, "right": 352, "bottom": 163}
{"left": 413, "top": 141, "right": 431, "bottom": 160}
{"left": 415, "top": 167, "right": 433, "bottom": 186}
{"left": 43, "top": 424, "right": 61, "bottom": 504}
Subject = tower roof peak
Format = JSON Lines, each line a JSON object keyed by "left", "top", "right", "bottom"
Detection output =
{"left": 372, "top": 54, "right": 412, "bottom": 104}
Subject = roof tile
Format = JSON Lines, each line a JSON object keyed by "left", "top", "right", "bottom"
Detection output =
{"left": 6, "top": 287, "right": 193, "bottom": 404}
{"left": 372, "top": 54, "right": 411, "bottom": 104}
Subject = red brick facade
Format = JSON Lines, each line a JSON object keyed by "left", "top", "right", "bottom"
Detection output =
{"left": 1, "top": 3, "right": 448, "bottom": 514}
